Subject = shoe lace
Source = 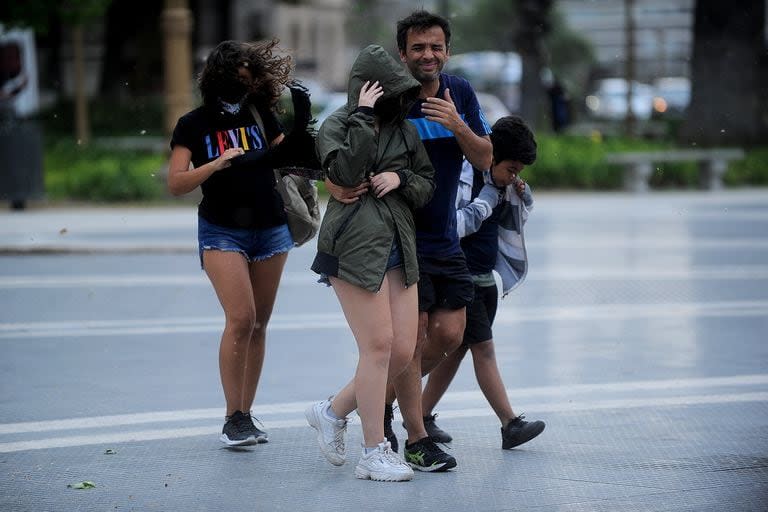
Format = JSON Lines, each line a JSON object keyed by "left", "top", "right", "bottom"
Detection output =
{"left": 381, "top": 444, "right": 405, "bottom": 466}
{"left": 247, "top": 413, "right": 266, "bottom": 431}
{"left": 228, "top": 413, "right": 253, "bottom": 436}
{"left": 422, "top": 437, "right": 451, "bottom": 456}
{"left": 332, "top": 420, "right": 347, "bottom": 452}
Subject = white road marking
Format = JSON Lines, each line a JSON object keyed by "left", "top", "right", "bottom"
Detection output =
{"left": 1, "top": 388, "right": 765, "bottom": 453}
{"left": 3, "top": 265, "right": 768, "bottom": 288}
{"left": 2, "top": 374, "right": 766, "bottom": 435}
{"left": 2, "top": 301, "right": 767, "bottom": 339}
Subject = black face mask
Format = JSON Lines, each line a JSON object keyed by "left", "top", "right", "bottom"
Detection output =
{"left": 219, "top": 78, "right": 249, "bottom": 105}
{"left": 374, "top": 96, "right": 403, "bottom": 122}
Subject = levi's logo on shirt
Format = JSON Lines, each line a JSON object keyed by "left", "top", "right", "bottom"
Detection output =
{"left": 204, "top": 124, "right": 265, "bottom": 159}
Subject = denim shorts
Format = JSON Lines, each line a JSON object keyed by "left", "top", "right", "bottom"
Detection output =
{"left": 197, "top": 215, "right": 293, "bottom": 268}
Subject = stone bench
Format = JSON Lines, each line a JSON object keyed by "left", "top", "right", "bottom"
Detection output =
{"left": 605, "top": 148, "right": 745, "bottom": 192}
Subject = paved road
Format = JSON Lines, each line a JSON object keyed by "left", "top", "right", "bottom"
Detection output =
{"left": 1, "top": 190, "right": 767, "bottom": 511}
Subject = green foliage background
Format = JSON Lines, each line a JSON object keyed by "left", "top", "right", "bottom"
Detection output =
{"left": 32, "top": 62, "right": 768, "bottom": 204}
{"left": 44, "top": 140, "right": 166, "bottom": 202}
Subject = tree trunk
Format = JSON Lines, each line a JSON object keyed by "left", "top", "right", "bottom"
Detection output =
{"left": 624, "top": 0, "right": 636, "bottom": 137}
{"left": 680, "top": 0, "right": 766, "bottom": 146}
{"left": 72, "top": 25, "right": 90, "bottom": 146}
{"left": 515, "top": 0, "right": 553, "bottom": 131}
{"left": 161, "top": 0, "right": 193, "bottom": 137}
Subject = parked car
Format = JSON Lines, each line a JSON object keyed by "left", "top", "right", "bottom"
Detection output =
{"left": 584, "top": 78, "right": 654, "bottom": 120}
{"left": 652, "top": 76, "right": 691, "bottom": 118}
{"left": 444, "top": 51, "right": 522, "bottom": 113}
{"left": 314, "top": 91, "right": 511, "bottom": 128}
{"left": 475, "top": 92, "right": 511, "bottom": 124}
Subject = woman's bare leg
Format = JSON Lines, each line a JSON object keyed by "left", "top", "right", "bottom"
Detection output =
{"left": 329, "top": 275, "right": 395, "bottom": 447}
{"left": 329, "top": 268, "right": 417, "bottom": 419}
{"left": 203, "top": 250, "right": 255, "bottom": 416}
{"left": 240, "top": 252, "right": 288, "bottom": 412}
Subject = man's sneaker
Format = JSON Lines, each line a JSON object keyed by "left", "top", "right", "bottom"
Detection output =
{"left": 384, "top": 403, "right": 398, "bottom": 453}
{"left": 404, "top": 436, "right": 457, "bottom": 472}
{"left": 220, "top": 410, "right": 258, "bottom": 446}
{"left": 243, "top": 412, "right": 269, "bottom": 443}
{"left": 501, "top": 414, "right": 545, "bottom": 449}
{"left": 354, "top": 441, "right": 413, "bottom": 482}
{"left": 305, "top": 399, "right": 347, "bottom": 466}
{"left": 403, "top": 413, "right": 453, "bottom": 443}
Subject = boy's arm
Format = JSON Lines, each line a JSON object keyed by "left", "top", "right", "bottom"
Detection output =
{"left": 456, "top": 183, "right": 503, "bottom": 238}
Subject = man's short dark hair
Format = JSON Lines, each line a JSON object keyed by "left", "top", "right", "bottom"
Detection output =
{"left": 490, "top": 116, "right": 537, "bottom": 165}
{"left": 396, "top": 10, "right": 451, "bottom": 52}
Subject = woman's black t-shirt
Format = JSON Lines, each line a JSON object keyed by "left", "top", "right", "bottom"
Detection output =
{"left": 171, "top": 104, "right": 287, "bottom": 229}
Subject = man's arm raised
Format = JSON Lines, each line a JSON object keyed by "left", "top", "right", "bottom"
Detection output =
{"left": 421, "top": 88, "right": 492, "bottom": 170}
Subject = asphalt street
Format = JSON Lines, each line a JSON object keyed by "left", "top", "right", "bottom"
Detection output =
{"left": 1, "top": 190, "right": 767, "bottom": 511}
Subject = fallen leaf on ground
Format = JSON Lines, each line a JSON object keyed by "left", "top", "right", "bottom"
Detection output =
{"left": 67, "top": 481, "right": 96, "bottom": 489}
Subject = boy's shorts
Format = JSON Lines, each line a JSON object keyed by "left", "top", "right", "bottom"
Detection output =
{"left": 417, "top": 252, "right": 475, "bottom": 313}
{"left": 463, "top": 282, "right": 498, "bottom": 345}
{"left": 197, "top": 215, "right": 293, "bottom": 269}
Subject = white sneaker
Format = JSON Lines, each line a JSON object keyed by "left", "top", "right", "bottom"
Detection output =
{"left": 305, "top": 399, "right": 347, "bottom": 466}
{"left": 354, "top": 441, "right": 414, "bottom": 482}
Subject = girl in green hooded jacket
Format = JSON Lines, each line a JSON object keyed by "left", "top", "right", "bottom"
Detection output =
{"left": 305, "top": 45, "right": 435, "bottom": 481}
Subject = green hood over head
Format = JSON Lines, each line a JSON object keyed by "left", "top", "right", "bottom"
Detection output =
{"left": 347, "top": 45, "right": 421, "bottom": 112}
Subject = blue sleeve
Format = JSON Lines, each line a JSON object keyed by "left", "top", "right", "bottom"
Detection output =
{"left": 457, "top": 79, "right": 492, "bottom": 137}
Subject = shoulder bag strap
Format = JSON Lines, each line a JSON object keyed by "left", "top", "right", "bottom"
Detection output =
{"left": 248, "top": 104, "right": 267, "bottom": 143}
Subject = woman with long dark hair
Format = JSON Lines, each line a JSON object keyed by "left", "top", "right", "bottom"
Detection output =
{"left": 167, "top": 39, "right": 304, "bottom": 446}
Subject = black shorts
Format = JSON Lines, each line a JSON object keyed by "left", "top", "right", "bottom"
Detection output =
{"left": 463, "top": 283, "right": 498, "bottom": 345}
{"left": 417, "top": 252, "right": 475, "bottom": 313}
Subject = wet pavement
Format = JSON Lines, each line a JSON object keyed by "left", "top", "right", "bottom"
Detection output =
{"left": 1, "top": 190, "right": 767, "bottom": 511}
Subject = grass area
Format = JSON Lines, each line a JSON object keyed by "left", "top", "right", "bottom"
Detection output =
{"left": 37, "top": 98, "right": 768, "bottom": 202}
{"left": 44, "top": 139, "right": 167, "bottom": 202}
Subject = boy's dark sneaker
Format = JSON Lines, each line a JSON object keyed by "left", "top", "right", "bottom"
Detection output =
{"left": 404, "top": 437, "right": 457, "bottom": 472}
{"left": 244, "top": 412, "right": 269, "bottom": 443}
{"left": 501, "top": 415, "right": 545, "bottom": 449}
{"left": 384, "top": 403, "right": 398, "bottom": 453}
{"left": 403, "top": 413, "right": 453, "bottom": 443}
{"left": 220, "top": 410, "right": 258, "bottom": 446}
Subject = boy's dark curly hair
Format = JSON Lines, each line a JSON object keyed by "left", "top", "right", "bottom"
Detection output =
{"left": 198, "top": 39, "right": 292, "bottom": 109}
{"left": 490, "top": 116, "right": 537, "bottom": 165}
{"left": 396, "top": 10, "right": 451, "bottom": 52}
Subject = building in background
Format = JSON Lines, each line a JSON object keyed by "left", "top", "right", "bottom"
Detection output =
{"left": 558, "top": 0, "right": 694, "bottom": 82}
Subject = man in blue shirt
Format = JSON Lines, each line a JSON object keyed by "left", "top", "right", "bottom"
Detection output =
{"left": 324, "top": 10, "right": 492, "bottom": 472}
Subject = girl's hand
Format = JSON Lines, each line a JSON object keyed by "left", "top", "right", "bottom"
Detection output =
{"left": 370, "top": 171, "right": 400, "bottom": 198}
{"left": 214, "top": 147, "right": 245, "bottom": 171}
{"left": 358, "top": 80, "right": 384, "bottom": 109}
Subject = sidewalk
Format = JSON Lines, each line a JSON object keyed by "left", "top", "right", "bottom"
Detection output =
{"left": 0, "top": 205, "right": 198, "bottom": 253}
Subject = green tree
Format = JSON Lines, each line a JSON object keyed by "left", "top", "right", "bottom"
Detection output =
{"left": 451, "top": 0, "right": 593, "bottom": 128}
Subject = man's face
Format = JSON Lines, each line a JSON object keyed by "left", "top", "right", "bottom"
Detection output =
{"left": 491, "top": 159, "right": 525, "bottom": 188}
{"left": 399, "top": 26, "right": 449, "bottom": 83}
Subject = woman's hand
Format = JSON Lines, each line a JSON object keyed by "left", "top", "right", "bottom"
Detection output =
{"left": 214, "top": 147, "right": 245, "bottom": 171}
{"left": 358, "top": 80, "right": 384, "bottom": 108}
{"left": 370, "top": 171, "right": 400, "bottom": 198}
